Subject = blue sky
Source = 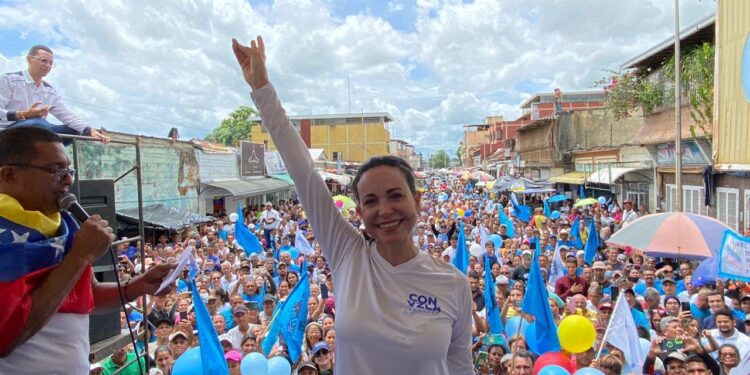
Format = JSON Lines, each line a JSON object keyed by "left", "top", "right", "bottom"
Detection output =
{"left": 0, "top": 0, "right": 716, "bottom": 156}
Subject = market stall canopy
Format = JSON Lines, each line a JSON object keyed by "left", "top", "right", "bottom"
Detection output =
{"left": 587, "top": 167, "right": 649, "bottom": 185}
{"left": 547, "top": 171, "right": 587, "bottom": 185}
{"left": 201, "top": 177, "right": 293, "bottom": 198}
{"left": 117, "top": 204, "right": 214, "bottom": 231}
{"left": 492, "top": 176, "right": 555, "bottom": 194}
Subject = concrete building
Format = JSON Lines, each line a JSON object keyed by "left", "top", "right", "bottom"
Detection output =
{"left": 249, "top": 113, "right": 393, "bottom": 163}
{"left": 622, "top": 14, "right": 715, "bottom": 218}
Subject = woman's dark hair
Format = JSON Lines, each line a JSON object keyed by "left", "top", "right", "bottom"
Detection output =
{"left": 351, "top": 155, "right": 416, "bottom": 203}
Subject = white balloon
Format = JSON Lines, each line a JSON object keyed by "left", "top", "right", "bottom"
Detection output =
{"left": 469, "top": 243, "right": 485, "bottom": 257}
{"left": 229, "top": 213, "right": 239, "bottom": 222}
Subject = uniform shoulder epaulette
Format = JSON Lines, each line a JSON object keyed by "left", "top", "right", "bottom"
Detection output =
{"left": 2, "top": 71, "right": 24, "bottom": 78}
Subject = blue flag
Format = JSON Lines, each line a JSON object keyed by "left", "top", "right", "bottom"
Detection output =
{"left": 535, "top": 235, "right": 542, "bottom": 258}
{"left": 452, "top": 221, "right": 470, "bottom": 274}
{"left": 543, "top": 198, "right": 551, "bottom": 218}
{"left": 262, "top": 262, "right": 310, "bottom": 362}
{"left": 578, "top": 185, "right": 586, "bottom": 199}
{"left": 521, "top": 251, "right": 561, "bottom": 355}
{"left": 498, "top": 205, "right": 516, "bottom": 238}
{"left": 510, "top": 193, "right": 531, "bottom": 222}
{"left": 570, "top": 217, "right": 584, "bottom": 249}
{"left": 484, "top": 255, "right": 504, "bottom": 334}
{"left": 190, "top": 279, "right": 229, "bottom": 374}
{"left": 235, "top": 204, "right": 263, "bottom": 256}
{"left": 584, "top": 218, "right": 600, "bottom": 265}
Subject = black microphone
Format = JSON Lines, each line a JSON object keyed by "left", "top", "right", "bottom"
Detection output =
{"left": 58, "top": 192, "right": 90, "bottom": 223}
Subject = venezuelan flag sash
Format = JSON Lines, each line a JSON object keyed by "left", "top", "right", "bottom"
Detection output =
{"left": 0, "top": 195, "right": 94, "bottom": 353}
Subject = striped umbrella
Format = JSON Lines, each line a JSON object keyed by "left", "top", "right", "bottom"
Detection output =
{"left": 606, "top": 212, "right": 734, "bottom": 259}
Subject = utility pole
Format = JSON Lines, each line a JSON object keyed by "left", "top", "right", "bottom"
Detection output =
{"left": 674, "top": 0, "right": 683, "bottom": 212}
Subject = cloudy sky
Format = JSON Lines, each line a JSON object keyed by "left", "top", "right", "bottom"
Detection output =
{"left": 0, "top": 0, "right": 716, "bottom": 157}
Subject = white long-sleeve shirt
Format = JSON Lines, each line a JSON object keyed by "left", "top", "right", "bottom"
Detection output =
{"left": 0, "top": 70, "right": 90, "bottom": 133}
{"left": 251, "top": 84, "right": 473, "bottom": 375}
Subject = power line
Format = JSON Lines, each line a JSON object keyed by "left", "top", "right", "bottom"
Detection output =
{"left": 61, "top": 96, "right": 212, "bottom": 132}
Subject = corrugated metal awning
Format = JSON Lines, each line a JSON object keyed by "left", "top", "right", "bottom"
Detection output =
{"left": 547, "top": 171, "right": 587, "bottom": 184}
{"left": 588, "top": 167, "right": 648, "bottom": 185}
{"left": 201, "top": 177, "right": 293, "bottom": 197}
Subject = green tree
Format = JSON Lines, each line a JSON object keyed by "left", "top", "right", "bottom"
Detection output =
{"left": 664, "top": 42, "right": 714, "bottom": 139}
{"left": 429, "top": 149, "right": 450, "bottom": 169}
{"left": 205, "top": 106, "right": 258, "bottom": 146}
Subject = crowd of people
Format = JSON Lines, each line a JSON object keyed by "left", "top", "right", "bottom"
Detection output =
{"left": 98, "top": 170, "right": 747, "bottom": 375}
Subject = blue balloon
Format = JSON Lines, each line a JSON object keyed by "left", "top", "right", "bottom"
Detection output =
{"left": 465, "top": 210, "right": 472, "bottom": 217}
{"left": 172, "top": 347, "right": 203, "bottom": 375}
{"left": 288, "top": 247, "right": 300, "bottom": 261}
{"left": 539, "top": 365, "right": 571, "bottom": 375}
{"left": 551, "top": 211, "right": 561, "bottom": 220}
{"left": 241, "top": 352, "right": 268, "bottom": 375}
{"left": 505, "top": 316, "right": 530, "bottom": 337}
{"left": 597, "top": 196, "right": 607, "bottom": 205}
{"left": 488, "top": 234, "right": 504, "bottom": 250}
{"left": 574, "top": 368, "right": 605, "bottom": 375}
{"left": 267, "top": 356, "right": 292, "bottom": 375}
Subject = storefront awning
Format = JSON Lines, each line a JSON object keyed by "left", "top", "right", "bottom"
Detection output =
{"left": 547, "top": 171, "right": 587, "bottom": 185}
{"left": 201, "top": 177, "right": 293, "bottom": 198}
{"left": 117, "top": 204, "right": 213, "bottom": 231}
{"left": 588, "top": 167, "right": 649, "bottom": 185}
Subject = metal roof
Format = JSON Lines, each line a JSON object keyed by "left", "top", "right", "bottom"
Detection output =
{"left": 621, "top": 14, "right": 715, "bottom": 70}
{"left": 519, "top": 90, "right": 605, "bottom": 109}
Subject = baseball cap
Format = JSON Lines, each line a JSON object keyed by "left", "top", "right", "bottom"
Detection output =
{"left": 298, "top": 362, "right": 318, "bottom": 371}
{"left": 522, "top": 250, "right": 532, "bottom": 257}
{"left": 617, "top": 254, "right": 627, "bottom": 262}
{"left": 665, "top": 350, "right": 687, "bottom": 363}
{"left": 745, "top": 314, "right": 750, "bottom": 322}
{"left": 169, "top": 331, "right": 188, "bottom": 342}
{"left": 662, "top": 277, "right": 676, "bottom": 285}
{"left": 598, "top": 302, "right": 613, "bottom": 311}
{"left": 495, "top": 275, "right": 510, "bottom": 285}
{"left": 312, "top": 341, "right": 331, "bottom": 355}
{"left": 225, "top": 350, "right": 242, "bottom": 362}
{"left": 218, "top": 334, "right": 232, "bottom": 345}
{"left": 154, "top": 317, "right": 173, "bottom": 327}
{"left": 263, "top": 294, "right": 278, "bottom": 304}
{"left": 232, "top": 305, "right": 249, "bottom": 315}
{"left": 592, "top": 261, "right": 606, "bottom": 270}
{"left": 576, "top": 250, "right": 585, "bottom": 257}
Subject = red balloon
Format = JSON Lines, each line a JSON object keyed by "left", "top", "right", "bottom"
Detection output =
{"left": 533, "top": 352, "right": 573, "bottom": 375}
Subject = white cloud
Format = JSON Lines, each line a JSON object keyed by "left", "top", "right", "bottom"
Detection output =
{"left": 0, "top": 0, "right": 716, "bottom": 156}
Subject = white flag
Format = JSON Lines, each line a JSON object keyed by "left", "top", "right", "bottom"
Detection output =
{"left": 295, "top": 230, "right": 315, "bottom": 255}
{"left": 478, "top": 225, "right": 489, "bottom": 254}
{"left": 548, "top": 245, "right": 566, "bottom": 286}
{"left": 731, "top": 353, "right": 750, "bottom": 375}
{"left": 604, "top": 294, "right": 645, "bottom": 371}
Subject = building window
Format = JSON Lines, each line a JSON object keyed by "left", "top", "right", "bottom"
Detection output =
{"left": 665, "top": 184, "right": 706, "bottom": 215}
{"left": 626, "top": 192, "right": 647, "bottom": 210}
{"left": 716, "top": 187, "right": 739, "bottom": 231}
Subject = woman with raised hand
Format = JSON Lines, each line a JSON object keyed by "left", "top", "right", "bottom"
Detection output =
{"left": 231, "top": 36, "right": 472, "bottom": 374}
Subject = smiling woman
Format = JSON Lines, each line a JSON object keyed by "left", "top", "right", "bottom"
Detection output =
{"left": 232, "top": 36, "right": 473, "bottom": 374}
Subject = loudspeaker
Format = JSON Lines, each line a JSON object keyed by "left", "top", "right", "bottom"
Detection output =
{"left": 70, "top": 179, "right": 121, "bottom": 344}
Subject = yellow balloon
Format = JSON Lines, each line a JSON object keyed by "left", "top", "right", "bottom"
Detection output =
{"left": 457, "top": 208, "right": 465, "bottom": 217}
{"left": 557, "top": 315, "right": 596, "bottom": 353}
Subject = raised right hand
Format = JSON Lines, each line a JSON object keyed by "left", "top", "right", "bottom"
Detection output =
{"left": 70, "top": 214, "right": 115, "bottom": 263}
{"left": 232, "top": 36, "right": 269, "bottom": 91}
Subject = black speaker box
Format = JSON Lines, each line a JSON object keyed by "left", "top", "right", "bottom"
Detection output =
{"left": 70, "top": 179, "right": 122, "bottom": 344}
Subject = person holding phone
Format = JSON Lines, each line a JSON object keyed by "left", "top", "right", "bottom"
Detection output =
{"left": 231, "top": 36, "right": 473, "bottom": 374}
